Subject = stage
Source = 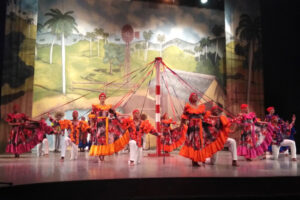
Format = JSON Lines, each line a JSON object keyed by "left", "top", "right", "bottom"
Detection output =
{"left": 1, "top": 150, "right": 300, "bottom": 199}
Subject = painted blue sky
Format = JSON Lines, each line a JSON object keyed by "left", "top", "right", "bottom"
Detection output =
{"left": 38, "top": 0, "right": 224, "bottom": 43}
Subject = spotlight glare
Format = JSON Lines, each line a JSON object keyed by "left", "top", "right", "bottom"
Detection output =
{"left": 201, "top": 0, "right": 208, "bottom": 4}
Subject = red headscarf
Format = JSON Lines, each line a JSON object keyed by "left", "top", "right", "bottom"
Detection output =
{"left": 99, "top": 93, "right": 106, "bottom": 99}
{"left": 72, "top": 110, "right": 78, "bottom": 119}
{"left": 132, "top": 109, "right": 139, "bottom": 115}
{"left": 189, "top": 93, "right": 197, "bottom": 103}
{"left": 162, "top": 113, "right": 168, "bottom": 119}
{"left": 211, "top": 106, "right": 221, "bottom": 112}
{"left": 266, "top": 106, "right": 274, "bottom": 113}
{"left": 240, "top": 104, "right": 248, "bottom": 110}
{"left": 73, "top": 110, "right": 78, "bottom": 115}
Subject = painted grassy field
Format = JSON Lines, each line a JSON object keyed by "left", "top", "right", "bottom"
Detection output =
{"left": 33, "top": 40, "right": 200, "bottom": 97}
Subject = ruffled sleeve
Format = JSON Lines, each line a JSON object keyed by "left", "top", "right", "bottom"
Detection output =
{"left": 181, "top": 103, "right": 206, "bottom": 120}
{"left": 181, "top": 104, "right": 190, "bottom": 120}
{"left": 141, "top": 120, "right": 158, "bottom": 136}
{"left": 220, "top": 115, "right": 229, "bottom": 127}
{"left": 80, "top": 121, "right": 90, "bottom": 132}
{"left": 204, "top": 111, "right": 211, "bottom": 119}
{"left": 6, "top": 113, "right": 14, "bottom": 123}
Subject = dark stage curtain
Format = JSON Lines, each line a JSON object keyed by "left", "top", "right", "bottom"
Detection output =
{"left": 0, "top": 0, "right": 38, "bottom": 152}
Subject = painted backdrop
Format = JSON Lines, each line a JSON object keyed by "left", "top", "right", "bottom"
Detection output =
{"left": 1, "top": 0, "right": 264, "bottom": 152}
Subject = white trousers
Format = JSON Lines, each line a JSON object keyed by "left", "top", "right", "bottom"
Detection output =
{"left": 142, "top": 134, "right": 146, "bottom": 149}
{"left": 37, "top": 138, "right": 49, "bottom": 157}
{"left": 272, "top": 139, "right": 297, "bottom": 159}
{"left": 61, "top": 137, "right": 78, "bottom": 160}
{"left": 129, "top": 140, "right": 143, "bottom": 164}
{"left": 211, "top": 137, "right": 238, "bottom": 164}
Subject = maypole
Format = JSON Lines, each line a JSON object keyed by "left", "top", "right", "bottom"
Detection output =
{"left": 149, "top": 57, "right": 169, "bottom": 157}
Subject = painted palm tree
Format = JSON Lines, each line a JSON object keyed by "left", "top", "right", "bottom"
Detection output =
{"left": 157, "top": 34, "right": 165, "bottom": 57}
{"left": 35, "top": 23, "right": 44, "bottom": 57}
{"left": 102, "top": 32, "right": 109, "bottom": 44}
{"left": 212, "top": 25, "right": 224, "bottom": 63}
{"left": 135, "top": 43, "right": 141, "bottom": 56}
{"left": 236, "top": 14, "right": 261, "bottom": 105}
{"left": 103, "top": 44, "right": 125, "bottom": 74}
{"left": 200, "top": 37, "right": 210, "bottom": 60}
{"left": 94, "top": 28, "right": 103, "bottom": 57}
{"left": 143, "top": 30, "right": 153, "bottom": 61}
{"left": 194, "top": 44, "right": 203, "bottom": 62}
{"left": 37, "top": 23, "right": 44, "bottom": 32}
{"left": 22, "top": 11, "right": 27, "bottom": 19}
{"left": 44, "top": 12, "right": 57, "bottom": 64}
{"left": 86, "top": 32, "right": 96, "bottom": 57}
{"left": 44, "top": 8, "right": 78, "bottom": 94}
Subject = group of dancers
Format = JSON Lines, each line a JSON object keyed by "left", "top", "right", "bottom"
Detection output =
{"left": 4, "top": 92, "right": 297, "bottom": 167}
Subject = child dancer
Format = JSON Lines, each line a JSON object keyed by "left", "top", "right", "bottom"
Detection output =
{"left": 159, "top": 113, "right": 187, "bottom": 153}
{"left": 48, "top": 111, "right": 65, "bottom": 152}
{"left": 78, "top": 116, "right": 90, "bottom": 152}
{"left": 36, "top": 117, "right": 54, "bottom": 157}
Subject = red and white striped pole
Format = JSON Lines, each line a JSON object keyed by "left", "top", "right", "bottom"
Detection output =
{"left": 155, "top": 57, "right": 162, "bottom": 156}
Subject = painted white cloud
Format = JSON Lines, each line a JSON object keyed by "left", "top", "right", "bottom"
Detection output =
{"left": 39, "top": 0, "right": 224, "bottom": 43}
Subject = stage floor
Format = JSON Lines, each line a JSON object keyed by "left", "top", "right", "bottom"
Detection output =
{"left": 0, "top": 149, "right": 299, "bottom": 186}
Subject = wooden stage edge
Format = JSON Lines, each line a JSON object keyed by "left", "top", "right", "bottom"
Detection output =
{"left": 1, "top": 150, "right": 300, "bottom": 199}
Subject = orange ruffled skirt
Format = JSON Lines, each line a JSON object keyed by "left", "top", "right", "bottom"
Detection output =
{"left": 160, "top": 125, "right": 188, "bottom": 152}
{"left": 89, "top": 130, "right": 130, "bottom": 156}
{"left": 179, "top": 119, "right": 230, "bottom": 162}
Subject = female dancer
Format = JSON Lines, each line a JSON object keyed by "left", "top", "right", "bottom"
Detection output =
{"left": 179, "top": 93, "right": 230, "bottom": 167}
{"left": 6, "top": 104, "right": 50, "bottom": 157}
{"left": 88, "top": 93, "right": 130, "bottom": 161}
{"left": 235, "top": 104, "right": 272, "bottom": 161}
{"left": 36, "top": 116, "right": 55, "bottom": 157}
